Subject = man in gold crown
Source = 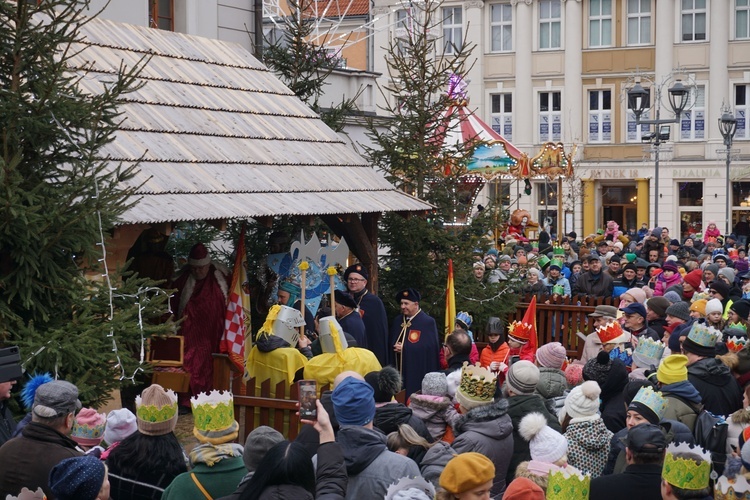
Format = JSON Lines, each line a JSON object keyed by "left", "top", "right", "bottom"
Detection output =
{"left": 660, "top": 443, "right": 711, "bottom": 499}
{"left": 389, "top": 288, "right": 440, "bottom": 397}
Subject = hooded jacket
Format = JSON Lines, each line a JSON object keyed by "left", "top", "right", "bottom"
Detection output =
{"left": 727, "top": 407, "right": 750, "bottom": 454}
{"left": 564, "top": 416, "right": 612, "bottom": 478}
{"left": 335, "top": 425, "right": 419, "bottom": 500}
{"left": 408, "top": 393, "right": 458, "bottom": 441}
{"left": 660, "top": 381, "right": 702, "bottom": 432}
{"left": 505, "top": 394, "right": 561, "bottom": 487}
{"left": 419, "top": 441, "right": 455, "bottom": 488}
{"left": 598, "top": 359, "right": 629, "bottom": 434}
{"left": 452, "top": 398, "right": 514, "bottom": 497}
{"left": 372, "top": 403, "right": 433, "bottom": 460}
{"left": 687, "top": 357, "right": 743, "bottom": 416}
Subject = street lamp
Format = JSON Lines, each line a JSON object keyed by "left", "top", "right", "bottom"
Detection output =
{"left": 719, "top": 109, "right": 738, "bottom": 235}
{"left": 627, "top": 77, "right": 692, "bottom": 227}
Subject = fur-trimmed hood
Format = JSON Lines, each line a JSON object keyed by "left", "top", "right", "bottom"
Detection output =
{"left": 731, "top": 407, "right": 750, "bottom": 425}
{"left": 409, "top": 393, "right": 453, "bottom": 417}
{"left": 453, "top": 398, "right": 511, "bottom": 437}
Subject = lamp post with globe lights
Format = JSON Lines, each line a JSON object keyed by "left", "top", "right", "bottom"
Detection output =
{"left": 719, "top": 108, "right": 738, "bottom": 236}
{"left": 627, "top": 75, "right": 693, "bottom": 227}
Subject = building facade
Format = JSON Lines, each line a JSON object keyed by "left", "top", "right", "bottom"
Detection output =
{"left": 372, "top": 0, "right": 750, "bottom": 240}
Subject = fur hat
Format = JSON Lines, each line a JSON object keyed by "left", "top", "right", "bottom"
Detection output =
{"left": 439, "top": 453, "right": 495, "bottom": 495}
{"left": 421, "top": 372, "right": 448, "bottom": 397}
{"left": 536, "top": 342, "right": 567, "bottom": 369}
{"left": 188, "top": 242, "right": 210, "bottom": 266}
{"left": 665, "top": 301, "right": 690, "bottom": 322}
{"left": 562, "top": 381, "right": 601, "bottom": 421}
{"left": 364, "top": 366, "right": 402, "bottom": 403}
{"left": 136, "top": 384, "right": 178, "bottom": 436}
{"left": 506, "top": 360, "right": 540, "bottom": 395}
{"left": 71, "top": 408, "right": 106, "bottom": 447}
{"left": 103, "top": 408, "right": 137, "bottom": 445}
{"left": 705, "top": 298, "right": 724, "bottom": 315}
{"left": 519, "top": 412, "right": 568, "bottom": 464}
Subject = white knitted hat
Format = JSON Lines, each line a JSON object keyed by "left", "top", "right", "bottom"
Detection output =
{"left": 562, "top": 381, "right": 601, "bottom": 420}
{"left": 519, "top": 412, "right": 568, "bottom": 464}
{"left": 705, "top": 298, "right": 723, "bottom": 315}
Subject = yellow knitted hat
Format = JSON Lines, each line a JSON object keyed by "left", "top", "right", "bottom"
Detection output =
{"left": 439, "top": 452, "right": 495, "bottom": 494}
{"left": 657, "top": 354, "right": 689, "bottom": 385}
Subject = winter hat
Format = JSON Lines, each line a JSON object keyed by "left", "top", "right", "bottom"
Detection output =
{"left": 364, "top": 366, "right": 402, "bottom": 403}
{"left": 628, "top": 386, "right": 667, "bottom": 425}
{"left": 421, "top": 372, "right": 448, "bottom": 397}
{"left": 709, "top": 280, "right": 730, "bottom": 299}
{"left": 564, "top": 364, "right": 584, "bottom": 387}
{"left": 563, "top": 381, "right": 601, "bottom": 420}
{"left": 49, "top": 455, "right": 106, "bottom": 500}
{"left": 20, "top": 373, "right": 53, "bottom": 411}
{"left": 343, "top": 263, "right": 369, "bottom": 281}
{"left": 519, "top": 412, "right": 568, "bottom": 463}
{"left": 135, "top": 384, "right": 178, "bottom": 436}
{"left": 103, "top": 409, "right": 137, "bottom": 446}
{"left": 501, "top": 477, "right": 545, "bottom": 500}
{"left": 243, "top": 426, "right": 284, "bottom": 473}
{"left": 664, "top": 291, "right": 683, "bottom": 305}
{"left": 662, "top": 262, "right": 679, "bottom": 273}
{"left": 191, "top": 390, "right": 239, "bottom": 445}
{"left": 536, "top": 342, "right": 567, "bottom": 370}
{"left": 703, "top": 263, "right": 720, "bottom": 277}
{"left": 681, "top": 323, "right": 722, "bottom": 358}
{"left": 621, "top": 287, "right": 647, "bottom": 304}
{"left": 384, "top": 477, "right": 435, "bottom": 500}
{"left": 506, "top": 360, "right": 540, "bottom": 395}
{"left": 737, "top": 347, "right": 750, "bottom": 375}
{"left": 632, "top": 338, "right": 665, "bottom": 369}
{"left": 665, "top": 301, "right": 690, "bottom": 322}
{"left": 732, "top": 299, "right": 750, "bottom": 321}
{"left": 657, "top": 354, "right": 689, "bottom": 385}
{"left": 456, "top": 363, "right": 497, "bottom": 410}
{"left": 32, "top": 380, "right": 81, "bottom": 418}
{"left": 440, "top": 452, "right": 495, "bottom": 495}
{"left": 583, "top": 351, "right": 612, "bottom": 387}
{"left": 690, "top": 299, "right": 707, "bottom": 316}
{"left": 683, "top": 269, "right": 704, "bottom": 289}
{"left": 646, "top": 297, "right": 670, "bottom": 318}
{"left": 720, "top": 268, "right": 737, "bottom": 284}
{"left": 71, "top": 408, "right": 107, "bottom": 447}
{"left": 332, "top": 376, "right": 376, "bottom": 426}
{"left": 705, "top": 298, "right": 724, "bottom": 315}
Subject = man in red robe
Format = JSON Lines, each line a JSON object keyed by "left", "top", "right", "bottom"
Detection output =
{"left": 170, "top": 243, "right": 229, "bottom": 407}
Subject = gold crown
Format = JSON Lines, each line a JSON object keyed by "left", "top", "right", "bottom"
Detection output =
{"left": 135, "top": 389, "right": 177, "bottom": 425}
{"left": 458, "top": 362, "right": 497, "bottom": 403}
{"left": 546, "top": 470, "right": 590, "bottom": 499}
{"left": 191, "top": 390, "right": 235, "bottom": 433}
{"left": 596, "top": 321, "right": 625, "bottom": 344}
{"left": 686, "top": 322, "right": 722, "bottom": 348}
{"left": 662, "top": 442, "right": 711, "bottom": 491}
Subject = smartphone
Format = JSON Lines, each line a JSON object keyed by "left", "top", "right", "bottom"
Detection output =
{"left": 509, "top": 355, "right": 520, "bottom": 366}
{"left": 298, "top": 380, "right": 317, "bottom": 420}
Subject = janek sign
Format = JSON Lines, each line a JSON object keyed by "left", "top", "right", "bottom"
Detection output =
{"left": 585, "top": 169, "right": 640, "bottom": 179}
{"left": 668, "top": 168, "right": 722, "bottom": 179}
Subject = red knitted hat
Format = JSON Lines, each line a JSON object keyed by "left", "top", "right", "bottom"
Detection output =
{"left": 683, "top": 269, "right": 703, "bottom": 289}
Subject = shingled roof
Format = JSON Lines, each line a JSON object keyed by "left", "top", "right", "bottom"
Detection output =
{"left": 70, "top": 18, "right": 431, "bottom": 225}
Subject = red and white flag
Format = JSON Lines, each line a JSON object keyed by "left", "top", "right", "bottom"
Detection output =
{"left": 220, "top": 225, "right": 250, "bottom": 373}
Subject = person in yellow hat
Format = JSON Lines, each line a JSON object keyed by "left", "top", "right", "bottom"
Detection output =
{"left": 656, "top": 354, "right": 702, "bottom": 432}
{"left": 437, "top": 452, "right": 495, "bottom": 500}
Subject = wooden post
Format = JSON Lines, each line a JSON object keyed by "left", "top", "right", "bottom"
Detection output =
{"left": 327, "top": 266, "right": 337, "bottom": 311}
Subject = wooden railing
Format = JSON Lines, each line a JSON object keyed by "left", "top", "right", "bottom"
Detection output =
{"left": 502, "top": 293, "right": 619, "bottom": 359}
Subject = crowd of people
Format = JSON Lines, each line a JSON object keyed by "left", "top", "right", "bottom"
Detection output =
{"left": 7, "top": 222, "right": 750, "bottom": 499}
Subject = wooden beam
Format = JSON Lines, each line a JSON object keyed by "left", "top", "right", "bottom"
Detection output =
{"left": 255, "top": 216, "right": 274, "bottom": 228}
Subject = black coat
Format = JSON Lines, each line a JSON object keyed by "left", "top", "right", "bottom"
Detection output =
{"left": 0, "top": 401, "right": 16, "bottom": 448}
{"left": 599, "top": 359, "right": 629, "bottom": 434}
{"left": 351, "top": 289, "right": 390, "bottom": 367}
{"left": 688, "top": 357, "right": 743, "bottom": 416}
{"left": 590, "top": 463, "right": 663, "bottom": 500}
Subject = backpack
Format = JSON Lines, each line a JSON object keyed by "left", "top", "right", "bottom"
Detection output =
{"left": 693, "top": 408, "right": 728, "bottom": 477}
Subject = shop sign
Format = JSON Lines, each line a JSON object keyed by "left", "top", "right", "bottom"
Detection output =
{"left": 670, "top": 168, "right": 721, "bottom": 178}
{"left": 586, "top": 169, "right": 640, "bottom": 179}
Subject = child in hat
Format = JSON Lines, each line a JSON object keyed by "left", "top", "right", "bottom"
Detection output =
{"left": 70, "top": 407, "right": 107, "bottom": 456}
{"left": 49, "top": 455, "right": 110, "bottom": 500}
{"left": 408, "top": 372, "right": 459, "bottom": 441}
{"left": 559, "top": 381, "right": 612, "bottom": 478}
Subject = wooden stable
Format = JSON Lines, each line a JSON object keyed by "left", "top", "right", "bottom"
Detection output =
{"left": 212, "top": 293, "right": 618, "bottom": 441}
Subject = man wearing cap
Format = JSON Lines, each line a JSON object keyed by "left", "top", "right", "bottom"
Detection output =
{"left": 169, "top": 242, "right": 230, "bottom": 402}
{"left": 573, "top": 255, "right": 614, "bottom": 298}
{"left": 621, "top": 303, "right": 660, "bottom": 345}
{"left": 579, "top": 305, "right": 618, "bottom": 363}
{"left": 590, "top": 424, "right": 667, "bottom": 499}
{"left": 0, "top": 380, "right": 83, "bottom": 498}
{"left": 333, "top": 289, "right": 367, "bottom": 349}
{"left": 389, "top": 288, "right": 440, "bottom": 397}
{"left": 682, "top": 323, "right": 742, "bottom": 416}
{"left": 344, "top": 263, "right": 390, "bottom": 367}
{"left": 328, "top": 372, "right": 419, "bottom": 499}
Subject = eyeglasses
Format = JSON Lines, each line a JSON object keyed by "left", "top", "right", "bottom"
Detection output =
{"left": 347, "top": 278, "right": 365, "bottom": 282}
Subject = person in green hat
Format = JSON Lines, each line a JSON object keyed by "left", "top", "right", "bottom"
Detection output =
{"left": 543, "top": 259, "right": 571, "bottom": 297}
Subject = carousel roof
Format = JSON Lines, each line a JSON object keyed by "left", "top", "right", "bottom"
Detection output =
{"left": 70, "top": 17, "right": 432, "bottom": 225}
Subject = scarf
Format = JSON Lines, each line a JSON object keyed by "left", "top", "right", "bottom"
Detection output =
{"left": 189, "top": 443, "right": 244, "bottom": 467}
